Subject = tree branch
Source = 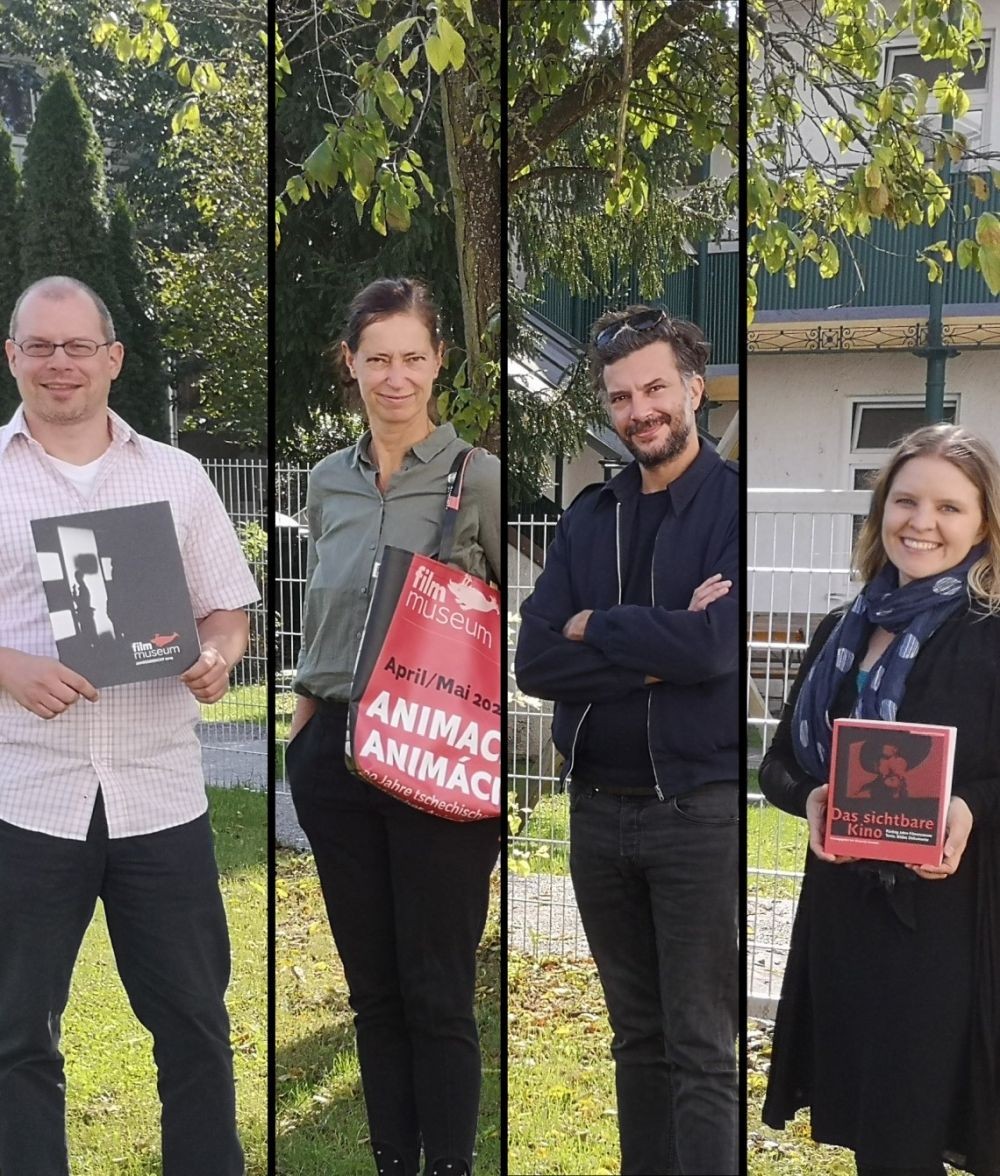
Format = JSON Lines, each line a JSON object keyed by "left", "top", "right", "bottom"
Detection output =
{"left": 507, "top": 0, "right": 717, "bottom": 180}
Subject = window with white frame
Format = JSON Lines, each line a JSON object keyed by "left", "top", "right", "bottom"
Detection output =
{"left": 0, "top": 61, "right": 40, "bottom": 139}
{"left": 885, "top": 40, "right": 992, "bottom": 163}
{"left": 848, "top": 399, "right": 959, "bottom": 548}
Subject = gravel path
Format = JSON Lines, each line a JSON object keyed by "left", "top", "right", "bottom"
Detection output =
{"left": 274, "top": 774, "right": 798, "bottom": 1014}
{"left": 508, "top": 872, "right": 591, "bottom": 958}
{"left": 198, "top": 721, "right": 266, "bottom": 791}
{"left": 275, "top": 787, "right": 309, "bottom": 852}
{"left": 748, "top": 896, "right": 796, "bottom": 1018}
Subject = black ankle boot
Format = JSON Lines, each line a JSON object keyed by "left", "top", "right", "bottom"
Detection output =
{"left": 371, "top": 1141, "right": 420, "bottom": 1176}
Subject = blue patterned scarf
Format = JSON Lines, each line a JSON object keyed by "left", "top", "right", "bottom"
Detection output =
{"left": 791, "top": 546, "right": 984, "bottom": 781}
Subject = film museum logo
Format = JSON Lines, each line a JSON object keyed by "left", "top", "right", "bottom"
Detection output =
{"left": 405, "top": 563, "right": 499, "bottom": 651}
{"left": 131, "top": 631, "right": 183, "bottom": 665}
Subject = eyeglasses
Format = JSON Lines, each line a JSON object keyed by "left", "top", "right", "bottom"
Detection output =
{"left": 594, "top": 309, "right": 668, "bottom": 354}
{"left": 12, "top": 339, "right": 115, "bottom": 358}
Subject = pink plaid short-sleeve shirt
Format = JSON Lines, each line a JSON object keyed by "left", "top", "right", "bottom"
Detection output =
{"left": 0, "top": 407, "right": 260, "bottom": 840}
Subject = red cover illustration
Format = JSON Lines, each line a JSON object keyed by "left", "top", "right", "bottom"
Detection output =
{"left": 824, "top": 718, "right": 956, "bottom": 866}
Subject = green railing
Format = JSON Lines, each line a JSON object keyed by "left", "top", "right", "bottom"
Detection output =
{"left": 539, "top": 249, "right": 740, "bottom": 366}
{"left": 756, "top": 173, "right": 1000, "bottom": 314}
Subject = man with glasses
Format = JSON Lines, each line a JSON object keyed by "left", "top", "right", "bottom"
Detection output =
{"left": 516, "top": 306, "right": 738, "bottom": 1175}
{"left": 0, "top": 275, "right": 258, "bottom": 1174}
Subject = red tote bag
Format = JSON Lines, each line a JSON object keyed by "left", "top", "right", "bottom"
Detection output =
{"left": 347, "top": 449, "right": 501, "bottom": 820}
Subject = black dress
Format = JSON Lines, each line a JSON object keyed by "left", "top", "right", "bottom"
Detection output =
{"left": 760, "top": 606, "right": 1000, "bottom": 1175}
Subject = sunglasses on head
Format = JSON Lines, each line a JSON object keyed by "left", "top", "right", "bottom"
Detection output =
{"left": 594, "top": 308, "right": 668, "bottom": 353}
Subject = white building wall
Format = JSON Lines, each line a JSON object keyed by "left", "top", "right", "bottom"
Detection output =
{"left": 748, "top": 350, "right": 1000, "bottom": 490}
{"left": 748, "top": 349, "right": 1000, "bottom": 612}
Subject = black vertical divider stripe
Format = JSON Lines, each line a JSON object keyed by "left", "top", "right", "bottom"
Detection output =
{"left": 738, "top": 0, "right": 751, "bottom": 1171}
{"left": 266, "top": 1, "right": 277, "bottom": 1168}
{"left": 498, "top": 2, "right": 510, "bottom": 1172}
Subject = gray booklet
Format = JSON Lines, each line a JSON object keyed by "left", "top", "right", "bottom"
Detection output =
{"left": 30, "top": 500, "right": 200, "bottom": 687}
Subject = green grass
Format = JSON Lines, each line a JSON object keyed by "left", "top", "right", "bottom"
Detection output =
{"left": 510, "top": 791, "right": 571, "bottom": 876}
{"left": 275, "top": 851, "right": 501, "bottom": 1175}
{"left": 272, "top": 692, "right": 298, "bottom": 779}
{"left": 200, "top": 683, "right": 268, "bottom": 725}
{"left": 747, "top": 770, "right": 810, "bottom": 901}
{"left": 747, "top": 802, "right": 809, "bottom": 901}
{"left": 63, "top": 786, "right": 268, "bottom": 1175}
{"left": 507, "top": 952, "right": 621, "bottom": 1175}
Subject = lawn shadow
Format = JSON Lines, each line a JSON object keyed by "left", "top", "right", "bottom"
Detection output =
{"left": 274, "top": 1022, "right": 373, "bottom": 1175}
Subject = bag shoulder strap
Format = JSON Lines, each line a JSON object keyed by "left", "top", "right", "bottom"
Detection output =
{"left": 439, "top": 446, "right": 478, "bottom": 565}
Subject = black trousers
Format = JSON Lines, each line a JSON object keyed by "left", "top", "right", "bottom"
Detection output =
{"left": 288, "top": 703, "right": 500, "bottom": 1174}
{"left": 569, "top": 781, "right": 740, "bottom": 1176}
{"left": 0, "top": 792, "right": 243, "bottom": 1176}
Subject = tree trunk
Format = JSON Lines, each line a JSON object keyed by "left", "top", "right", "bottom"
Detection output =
{"left": 440, "top": 0, "right": 501, "bottom": 452}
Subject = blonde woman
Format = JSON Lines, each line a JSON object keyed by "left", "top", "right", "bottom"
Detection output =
{"left": 760, "top": 424, "right": 1000, "bottom": 1176}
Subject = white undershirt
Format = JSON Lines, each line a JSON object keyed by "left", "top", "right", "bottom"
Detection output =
{"left": 45, "top": 451, "right": 109, "bottom": 496}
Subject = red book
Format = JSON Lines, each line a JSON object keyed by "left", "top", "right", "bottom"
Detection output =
{"left": 824, "top": 718, "right": 957, "bottom": 866}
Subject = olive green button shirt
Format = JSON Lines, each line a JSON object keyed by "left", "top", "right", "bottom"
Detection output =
{"left": 293, "top": 422, "right": 501, "bottom": 702}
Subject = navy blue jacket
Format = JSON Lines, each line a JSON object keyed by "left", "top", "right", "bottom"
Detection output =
{"left": 514, "top": 441, "right": 739, "bottom": 795}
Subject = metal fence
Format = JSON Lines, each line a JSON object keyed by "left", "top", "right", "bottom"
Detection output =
{"left": 747, "top": 488, "right": 871, "bottom": 1016}
{"left": 198, "top": 459, "right": 268, "bottom": 793}
{"left": 508, "top": 513, "right": 591, "bottom": 958}
{"left": 274, "top": 466, "right": 310, "bottom": 797}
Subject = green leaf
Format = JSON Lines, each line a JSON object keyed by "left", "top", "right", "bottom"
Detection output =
{"left": 385, "top": 191, "right": 411, "bottom": 232}
{"left": 969, "top": 174, "right": 989, "bottom": 201}
{"left": 957, "top": 238, "right": 978, "bottom": 269}
{"left": 182, "top": 97, "right": 201, "bottom": 131}
{"left": 372, "top": 191, "right": 387, "bottom": 236}
{"left": 400, "top": 46, "right": 420, "bottom": 77}
{"left": 437, "top": 15, "right": 466, "bottom": 69}
{"left": 116, "top": 30, "right": 134, "bottom": 63}
{"left": 303, "top": 137, "right": 339, "bottom": 190}
{"left": 978, "top": 245, "right": 1000, "bottom": 294}
{"left": 378, "top": 88, "right": 407, "bottom": 129}
{"left": 386, "top": 16, "right": 419, "bottom": 53}
{"left": 163, "top": 21, "right": 180, "bottom": 48}
{"left": 284, "top": 175, "right": 309, "bottom": 205}
{"left": 353, "top": 149, "right": 375, "bottom": 188}
{"left": 176, "top": 59, "right": 191, "bottom": 87}
{"left": 424, "top": 33, "right": 448, "bottom": 74}
{"left": 975, "top": 211, "right": 1000, "bottom": 249}
{"left": 454, "top": 0, "right": 475, "bottom": 24}
{"left": 818, "top": 238, "right": 840, "bottom": 279}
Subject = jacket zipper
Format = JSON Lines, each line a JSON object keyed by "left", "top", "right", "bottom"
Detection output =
{"left": 648, "top": 520, "right": 665, "bottom": 802}
{"left": 562, "top": 703, "right": 591, "bottom": 788}
{"left": 564, "top": 500, "right": 624, "bottom": 789}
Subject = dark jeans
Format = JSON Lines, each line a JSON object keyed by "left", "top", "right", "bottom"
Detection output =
{"left": 288, "top": 704, "right": 500, "bottom": 1175}
{"left": 0, "top": 792, "right": 243, "bottom": 1176}
{"left": 569, "top": 780, "right": 739, "bottom": 1176}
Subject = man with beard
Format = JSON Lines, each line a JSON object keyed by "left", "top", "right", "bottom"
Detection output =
{"left": 515, "top": 307, "right": 738, "bottom": 1176}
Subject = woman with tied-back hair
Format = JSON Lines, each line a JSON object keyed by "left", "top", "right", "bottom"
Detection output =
{"left": 760, "top": 424, "right": 1000, "bottom": 1176}
{"left": 284, "top": 277, "right": 501, "bottom": 1176}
